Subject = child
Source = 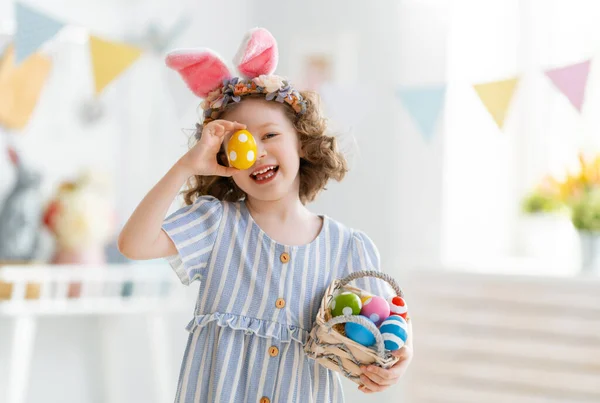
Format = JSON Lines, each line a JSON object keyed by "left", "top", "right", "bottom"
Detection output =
{"left": 118, "top": 27, "right": 412, "bottom": 403}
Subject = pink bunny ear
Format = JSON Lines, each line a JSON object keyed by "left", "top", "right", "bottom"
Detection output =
{"left": 233, "top": 28, "right": 278, "bottom": 79}
{"left": 165, "top": 49, "right": 232, "bottom": 98}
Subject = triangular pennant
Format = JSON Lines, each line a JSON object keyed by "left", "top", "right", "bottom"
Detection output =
{"left": 397, "top": 85, "right": 446, "bottom": 140}
{"left": 0, "top": 46, "right": 52, "bottom": 130}
{"left": 473, "top": 77, "right": 519, "bottom": 129}
{"left": 89, "top": 35, "right": 143, "bottom": 95}
{"left": 14, "top": 3, "right": 65, "bottom": 64}
{"left": 545, "top": 60, "right": 591, "bottom": 112}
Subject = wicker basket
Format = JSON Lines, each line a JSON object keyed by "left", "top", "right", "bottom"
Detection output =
{"left": 304, "top": 270, "right": 406, "bottom": 384}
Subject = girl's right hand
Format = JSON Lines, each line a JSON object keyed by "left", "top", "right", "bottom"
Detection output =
{"left": 177, "top": 119, "right": 246, "bottom": 177}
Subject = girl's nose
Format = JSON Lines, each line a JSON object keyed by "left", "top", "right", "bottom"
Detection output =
{"left": 256, "top": 144, "right": 267, "bottom": 160}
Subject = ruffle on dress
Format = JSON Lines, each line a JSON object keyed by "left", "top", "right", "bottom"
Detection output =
{"left": 185, "top": 312, "right": 309, "bottom": 344}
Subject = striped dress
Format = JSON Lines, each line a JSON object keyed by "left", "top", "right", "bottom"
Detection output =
{"left": 162, "top": 196, "right": 392, "bottom": 403}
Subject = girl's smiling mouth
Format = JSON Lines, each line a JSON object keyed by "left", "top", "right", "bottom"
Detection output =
{"left": 250, "top": 165, "right": 279, "bottom": 183}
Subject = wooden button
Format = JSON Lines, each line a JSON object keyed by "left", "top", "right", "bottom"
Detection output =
{"left": 260, "top": 398, "right": 270, "bottom": 403}
{"left": 275, "top": 298, "right": 286, "bottom": 309}
{"left": 268, "top": 346, "right": 279, "bottom": 357}
{"left": 280, "top": 252, "right": 290, "bottom": 263}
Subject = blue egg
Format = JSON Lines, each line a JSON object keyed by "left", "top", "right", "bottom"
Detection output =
{"left": 345, "top": 318, "right": 376, "bottom": 347}
{"left": 379, "top": 315, "right": 408, "bottom": 351}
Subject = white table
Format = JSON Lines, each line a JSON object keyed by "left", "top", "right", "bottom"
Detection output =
{"left": 0, "top": 264, "right": 188, "bottom": 403}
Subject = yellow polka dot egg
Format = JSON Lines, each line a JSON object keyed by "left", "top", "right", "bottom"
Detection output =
{"left": 227, "top": 130, "right": 257, "bottom": 170}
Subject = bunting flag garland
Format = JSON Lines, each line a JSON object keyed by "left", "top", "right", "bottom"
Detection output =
{"left": 545, "top": 59, "right": 591, "bottom": 112}
{"left": 89, "top": 35, "right": 143, "bottom": 95}
{"left": 14, "top": 3, "right": 65, "bottom": 64}
{"left": 473, "top": 77, "right": 519, "bottom": 130}
{"left": 0, "top": 46, "right": 52, "bottom": 129}
{"left": 2, "top": 3, "right": 598, "bottom": 136}
{"left": 396, "top": 85, "right": 447, "bottom": 140}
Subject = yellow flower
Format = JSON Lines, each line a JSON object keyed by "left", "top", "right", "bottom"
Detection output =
{"left": 547, "top": 153, "right": 600, "bottom": 204}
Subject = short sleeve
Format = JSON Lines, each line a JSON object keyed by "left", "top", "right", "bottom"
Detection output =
{"left": 347, "top": 230, "right": 394, "bottom": 298}
{"left": 161, "top": 196, "right": 223, "bottom": 285}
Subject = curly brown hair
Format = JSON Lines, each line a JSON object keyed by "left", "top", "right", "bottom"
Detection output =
{"left": 182, "top": 91, "right": 348, "bottom": 205}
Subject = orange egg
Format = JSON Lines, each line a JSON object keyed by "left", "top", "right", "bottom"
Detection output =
{"left": 226, "top": 129, "right": 257, "bottom": 170}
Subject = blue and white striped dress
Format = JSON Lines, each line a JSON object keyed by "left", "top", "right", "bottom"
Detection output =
{"left": 162, "top": 196, "right": 392, "bottom": 403}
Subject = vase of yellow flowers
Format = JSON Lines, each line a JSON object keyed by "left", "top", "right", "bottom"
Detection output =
{"left": 524, "top": 153, "right": 600, "bottom": 274}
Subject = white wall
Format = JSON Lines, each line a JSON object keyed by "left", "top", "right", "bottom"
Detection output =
{"left": 442, "top": 0, "right": 521, "bottom": 263}
{"left": 441, "top": 0, "right": 600, "bottom": 269}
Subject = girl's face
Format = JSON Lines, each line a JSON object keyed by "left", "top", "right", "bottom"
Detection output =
{"left": 222, "top": 99, "right": 303, "bottom": 202}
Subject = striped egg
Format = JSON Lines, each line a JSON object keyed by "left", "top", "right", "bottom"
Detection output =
{"left": 379, "top": 315, "right": 408, "bottom": 351}
{"left": 387, "top": 295, "right": 408, "bottom": 319}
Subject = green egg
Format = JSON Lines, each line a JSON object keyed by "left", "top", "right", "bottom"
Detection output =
{"left": 330, "top": 292, "right": 362, "bottom": 317}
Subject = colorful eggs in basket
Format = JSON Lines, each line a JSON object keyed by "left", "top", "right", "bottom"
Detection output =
{"left": 345, "top": 319, "right": 376, "bottom": 347}
{"left": 330, "top": 292, "right": 362, "bottom": 317}
{"left": 380, "top": 315, "right": 408, "bottom": 351}
{"left": 360, "top": 295, "right": 390, "bottom": 326}
{"left": 227, "top": 129, "right": 257, "bottom": 170}
{"left": 387, "top": 296, "right": 408, "bottom": 319}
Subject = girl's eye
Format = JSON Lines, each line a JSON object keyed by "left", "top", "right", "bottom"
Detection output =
{"left": 263, "top": 133, "right": 278, "bottom": 140}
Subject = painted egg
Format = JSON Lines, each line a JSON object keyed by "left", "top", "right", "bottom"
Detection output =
{"left": 379, "top": 315, "right": 408, "bottom": 351}
{"left": 330, "top": 292, "right": 362, "bottom": 317}
{"left": 345, "top": 318, "right": 376, "bottom": 347}
{"left": 387, "top": 296, "right": 408, "bottom": 319}
{"left": 226, "top": 129, "right": 257, "bottom": 170}
{"left": 360, "top": 294, "right": 373, "bottom": 305}
{"left": 360, "top": 295, "right": 390, "bottom": 327}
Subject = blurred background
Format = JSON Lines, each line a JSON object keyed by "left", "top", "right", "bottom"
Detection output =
{"left": 1, "top": 0, "right": 600, "bottom": 402}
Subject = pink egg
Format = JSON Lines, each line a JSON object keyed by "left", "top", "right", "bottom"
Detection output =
{"left": 387, "top": 296, "right": 408, "bottom": 319}
{"left": 359, "top": 296, "right": 390, "bottom": 327}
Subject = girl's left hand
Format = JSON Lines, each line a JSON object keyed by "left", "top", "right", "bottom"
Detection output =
{"left": 358, "top": 321, "right": 414, "bottom": 394}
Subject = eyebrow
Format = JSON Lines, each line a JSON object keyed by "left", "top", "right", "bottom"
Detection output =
{"left": 257, "top": 122, "right": 277, "bottom": 131}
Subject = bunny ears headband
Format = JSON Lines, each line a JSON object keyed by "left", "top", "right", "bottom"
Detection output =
{"left": 165, "top": 28, "right": 307, "bottom": 130}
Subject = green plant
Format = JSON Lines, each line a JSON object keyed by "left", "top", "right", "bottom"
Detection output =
{"left": 571, "top": 188, "right": 600, "bottom": 232}
{"left": 521, "top": 189, "right": 565, "bottom": 214}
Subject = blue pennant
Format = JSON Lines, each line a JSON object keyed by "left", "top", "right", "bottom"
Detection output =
{"left": 397, "top": 85, "right": 447, "bottom": 141}
{"left": 15, "top": 3, "right": 65, "bottom": 63}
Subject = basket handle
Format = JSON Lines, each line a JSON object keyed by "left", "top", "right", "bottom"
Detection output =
{"left": 324, "top": 315, "right": 387, "bottom": 357}
{"left": 338, "top": 270, "right": 403, "bottom": 298}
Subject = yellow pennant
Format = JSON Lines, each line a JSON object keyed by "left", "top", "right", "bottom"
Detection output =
{"left": 0, "top": 45, "right": 52, "bottom": 130}
{"left": 89, "top": 35, "right": 142, "bottom": 95}
{"left": 473, "top": 77, "right": 519, "bottom": 129}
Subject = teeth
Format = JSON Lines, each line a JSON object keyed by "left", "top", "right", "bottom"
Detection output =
{"left": 252, "top": 166, "right": 276, "bottom": 176}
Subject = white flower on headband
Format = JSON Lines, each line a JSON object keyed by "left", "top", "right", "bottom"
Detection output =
{"left": 253, "top": 75, "right": 285, "bottom": 93}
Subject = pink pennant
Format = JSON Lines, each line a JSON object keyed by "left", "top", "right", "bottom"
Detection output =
{"left": 545, "top": 60, "right": 591, "bottom": 112}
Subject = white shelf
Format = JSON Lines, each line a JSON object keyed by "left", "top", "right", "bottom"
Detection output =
{"left": 0, "top": 263, "right": 186, "bottom": 403}
{"left": 0, "top": 264, "right": 187, "bottom": 316}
